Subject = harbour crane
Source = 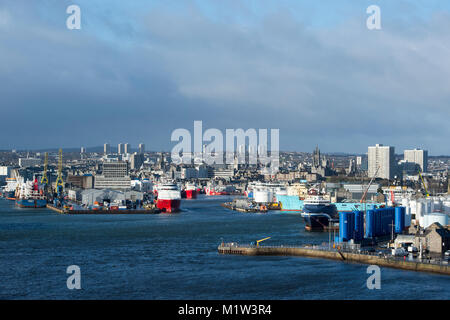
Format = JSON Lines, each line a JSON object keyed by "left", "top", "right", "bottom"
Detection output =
{"left": 55, "top": 149, "right": 64, "bottom": 204}
{"left": 40, "top": 152, "right": 48, "bottom": 185}
{"left": 256, "top": 237, "right": 271, "bottom": 247}
{"left": 418, "top": 167, "right": 429, "bottom": 197}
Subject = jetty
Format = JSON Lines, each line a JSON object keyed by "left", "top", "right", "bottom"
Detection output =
{"left": 218, "top": 243, "right": 450, "bottom": 276}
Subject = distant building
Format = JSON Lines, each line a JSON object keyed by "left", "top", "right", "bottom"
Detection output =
{"left": 404, "top": 148, "right": 428, "bottom": 173}
{"left": 138, "top": 143, "right": 145, "bottom": 154}
{"left": 80, "top": 147, "right": 86, "bottom": 153}
{"left": 104, "top": 143, "right": 110, "bottom": 155}
{"left": 213, "top": 168, "right": 235, "bottom": 179}
{"left": 0, "top": 166, "right": 11, "bottom": 177}
{"left": 181, "top": 167, "right": 198, "bottom": 180}
{"left": 310, "top": 146, "right": 333, "bottom": 177}
{"left": 130, "top": 153, "right": 144, "bottom": 170}
{"left": 124, "top": 143, "right": 131, "bottom": 154}
{"left": 118, "top": 143, "right": 124, "bottom": 155}
{"left": 368, "top": 144, "right": 396, "bottom": 180}
{"left": 67, "top": 174, "right": 94, "bottom": 189}
{"left": 94, "top": 161, "right": 131, "bottom": 190}
{"left": 18, "top": 157, "right": 41, "bottom": 168}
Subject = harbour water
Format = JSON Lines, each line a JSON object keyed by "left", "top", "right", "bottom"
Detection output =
{"left": 0, "top": 197, "right": 449, "bottom": 299}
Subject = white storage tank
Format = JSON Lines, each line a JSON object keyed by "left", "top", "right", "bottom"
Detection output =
{"left": 410, "top": 200, "right": 417, "bottom": 215}
{"left": 443, "top": 200, "right": 450, "bottom": 214}
{"left": 416, "top": 201, "right": 424, "bottom": 220}
{"left": 405, "top": 207, "right": 412, "bottom": 227}
{"left": 423, "top": 212, "right": 448, "bottom": 229}
{"left": 254, "top": 189, "right": 272, "bottom": 203}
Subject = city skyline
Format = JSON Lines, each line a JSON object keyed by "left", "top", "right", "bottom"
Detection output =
{"left": 1, "top": 1, "right": 450, "bottom": 153}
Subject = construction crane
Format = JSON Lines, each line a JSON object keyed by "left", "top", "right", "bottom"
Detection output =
{"left": 360, "top": 166, "right": 380, "bottom": 203}
{"left": 256, "top": 237, "right": 271, "bottom": 247}
{"left": 418, "top": 167, "right": 429, "bottom": 197}
{"left": 40, "top": 152, "right": 48, "bottom": 185}
{"left": 55, "top": 149, "right": 64, "bottom": 202}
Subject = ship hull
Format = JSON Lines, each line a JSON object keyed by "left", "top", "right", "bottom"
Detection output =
{"left": 157, "top": 199, "right": 181, "bottom": 213}
{"left": 276, "top": 195, "right": 304, "bottom": 211}
{"left": 302, "top": 204, "right": 338, "bottom": 231}
{"left": 186, "top": 189, "right": 197, "bottom": 199}
{"left": 15, "top": 199, "right": 47, "bottom": 208}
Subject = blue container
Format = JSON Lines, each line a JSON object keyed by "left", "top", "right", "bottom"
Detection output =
{"left": 395, "top": 206, "right": 405, "bottom": 233}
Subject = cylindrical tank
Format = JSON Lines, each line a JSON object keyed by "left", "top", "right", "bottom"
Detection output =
{"left": 365, "top": 209, "right": 375, "bottom": 238}
{"left": 395, "top": 207, "right": 405, "bottom": 233}
{"left": 405, "top": 206, "right": 412, "bottom": 227}
{"left": 340, "top": 212, "right": 354, "bottom": 242}
{"left": 423, "top": 212, "right": 448, "bottom": 229}
{"left": 444, "top": 200, "right": 450, "bottom": 214}
{"left": 354, "top": 211, "right": 364, "bottom": 241}
{"left": 410, "top": 200, "right": 417, "bottom": 216}
{"left": 254, "top": 189, "right": 271, "bottom": 203}
{"left": 416, "top": 201, "right": 424, "bottom": 220}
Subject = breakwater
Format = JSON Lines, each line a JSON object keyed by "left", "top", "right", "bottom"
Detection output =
{"left": 218, "top": 244, "right": 450, "bottom": 276}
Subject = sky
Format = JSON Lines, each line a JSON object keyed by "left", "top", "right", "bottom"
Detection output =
{"left": 0, "top": 0, "right": 449, "bottom": 155}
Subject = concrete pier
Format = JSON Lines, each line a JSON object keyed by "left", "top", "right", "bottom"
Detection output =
{"left": 218, "top": 244, "right": 450, "bottom": 276}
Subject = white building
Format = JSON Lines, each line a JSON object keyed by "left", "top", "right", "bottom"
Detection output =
{"left": 138, "top": 143, "right": 145, "bottom": 154}
{"left": 404, "top": 148, "right": 428, "bottom": 173}
{"left": 104, "top": 143, "right": 110, "bottom": 155}
{"left": 368, "top": 144, "right": 396, "bottom": 180}
{"left": 94, "top": 161, "right": 131, "bottom": 190}
{"left": 0, "top": 166, "right": 11, "bottom": 176}
{"left": 124, "top": 143, "right": 131, "bottom": 154}
{"left": 18, "top": 157, "right": 41, "bottom": 168}
{"left": 117, "top": 143, "right": 125, "bottom": 155}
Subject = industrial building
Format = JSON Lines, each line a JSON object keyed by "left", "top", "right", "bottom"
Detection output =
{"left": 18, "top": 157, "right": 41, "bottom": 168}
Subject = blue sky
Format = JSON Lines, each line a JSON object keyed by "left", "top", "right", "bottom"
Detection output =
{"left": 1, "top": 1, "right": 450, "bottom": 154}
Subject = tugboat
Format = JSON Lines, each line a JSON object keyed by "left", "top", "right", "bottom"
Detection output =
{"left": 302, "top": 188, "right": 338, "bottom": 231}
{"left": 185, "top": 182, "right": 197, "bottom": 199}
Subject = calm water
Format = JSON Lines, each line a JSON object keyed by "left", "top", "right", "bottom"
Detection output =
{"left": 0, "top": 196, "right": 449, "bottom": 300}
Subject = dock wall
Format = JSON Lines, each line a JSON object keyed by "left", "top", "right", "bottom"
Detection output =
{"left": 218, "top": 245, "right": 450, "bottom": 275}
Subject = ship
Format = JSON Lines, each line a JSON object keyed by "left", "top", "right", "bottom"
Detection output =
{"left": 185, "top": 182, "right": 197, "bottom": 199}
{"left": 1, "top": 178, "right": 18, "bottom": 200}
{"left": 205, "top": 182, "right": 233, "bottom": 195}
{"left": 156, "top": 183, "right": 181, "bottom": 213}
{"left": 301, "top": 189, "right": 338, "bottom": 231}
{"left": 15, "top": 177, "right": 47, "bottom": 208}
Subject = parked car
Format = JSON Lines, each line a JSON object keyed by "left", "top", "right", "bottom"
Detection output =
{"left": 392, "top": 248, "right": 408, "bottom": 257}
